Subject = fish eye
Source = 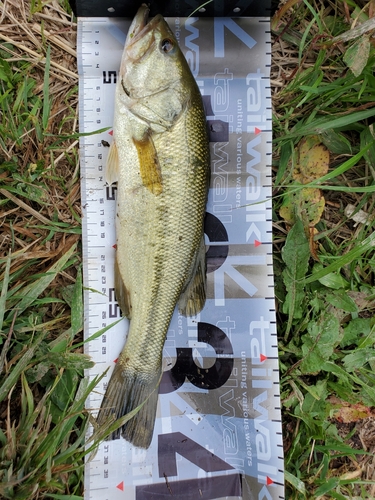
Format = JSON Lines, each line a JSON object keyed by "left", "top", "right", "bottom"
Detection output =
{"left": 161, "top": 38, "right": 175, "bottom": 53}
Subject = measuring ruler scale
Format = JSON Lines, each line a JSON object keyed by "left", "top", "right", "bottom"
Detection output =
{"left": 78, "top": 14, "right": 284, "bottom": 500}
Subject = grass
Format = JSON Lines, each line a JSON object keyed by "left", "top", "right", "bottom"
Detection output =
{"left": 273, "top": 0, "right": 375, "bottom": 497}
{"left": 0, "top": 0, "right": 375, "bottom": 499}
{"left": 0, "top": 1, "right": 93, "bottom": 498}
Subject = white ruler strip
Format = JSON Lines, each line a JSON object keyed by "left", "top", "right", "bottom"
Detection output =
{"left": 78, "top": 15, "right": 284, "bottom": 500}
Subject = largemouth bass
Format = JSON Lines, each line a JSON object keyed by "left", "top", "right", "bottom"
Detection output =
{"left": 96, "top": 5, "right": 210, "bottom": 449}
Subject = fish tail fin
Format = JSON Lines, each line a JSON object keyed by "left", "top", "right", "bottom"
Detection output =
{"left": 97, "top": 362, "right": 161, "bottom": 449}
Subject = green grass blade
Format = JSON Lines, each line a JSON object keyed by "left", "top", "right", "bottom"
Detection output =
{"left": 275, "top": 107, "right": 375, "bottom": 141}
{"left": 304, "top": 231, "right": 375, "bottom": 284}
{"left": 42, "top": 45, "right": 51, "bottom": 133}
{"left": 302, "top": 0, "right": 323, "bottom": 32}
{"left": 0, "top": 251, "right": 11, "bottom": 333}
{"left": 42, "top": 495, "right": 83, "bottom": 500}
{"left": 0, "top": 340, "right": 42, "bottom": 403}
{"left": 71, "top": 265, "right": 83, "bottom": 336}
{"left": 312, "top": 184, "right": 375, "bottom": 193}
{"left": 11, "top": 242, "right": 77, "bottom": 316}
{"left": 284, "top": 470, "right": 306, "bottom": 494}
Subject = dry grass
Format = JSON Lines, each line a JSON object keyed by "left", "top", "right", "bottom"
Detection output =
{"left": 0, "top": 0, "right": 79, "bottom": 300}
{"left": 0, "top": 2, "right": 86, "bottom": 498}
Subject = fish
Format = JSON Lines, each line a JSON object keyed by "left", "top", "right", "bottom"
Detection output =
{"left": 96, "top": 4, "right": 210, "bottom": 449}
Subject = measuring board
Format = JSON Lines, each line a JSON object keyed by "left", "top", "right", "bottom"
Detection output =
{"left": 78, "top": 14, "right": 284, "bottom": 500}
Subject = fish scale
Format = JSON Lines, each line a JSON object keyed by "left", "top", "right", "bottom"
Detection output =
{"left": 96, "top": 5, "right": 210, "bottom": 449}
{"left": 116, "top": 96, "right": 208, "bottom": 373}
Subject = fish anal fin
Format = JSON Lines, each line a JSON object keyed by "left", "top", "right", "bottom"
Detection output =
{"left": 114, "top": 257, "right": 132, "bottom": 319}
{"left": 178, "top": 235, "right": 207, "bottom": 317}
{"left": 96, "top": 361, "right": 161, "bottom": 449}
{"left": 105, "top": 140, "right": 120, "bottom": 185}
{"left": 132, "top": 134, "right": 163, "bottom": 195}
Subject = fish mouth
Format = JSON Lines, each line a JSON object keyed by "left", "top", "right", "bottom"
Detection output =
{"left": 124, "top": 4, "right": 163, "bottom": 52}
{"left": 124, "top": 4, "right": 150, "bottom": 46}
{"left": 119, "top": 4, "right": 177, "bottom": 103}
{"left": 119, "top": 4, "right": 164, "bottom": 77}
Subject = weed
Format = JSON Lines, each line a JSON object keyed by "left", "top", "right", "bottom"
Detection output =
{"left": 0, "top": 1, "right": 93, "bottom": 498}
{"left": 273, "top": 0, "right": 375, "bottom": 497}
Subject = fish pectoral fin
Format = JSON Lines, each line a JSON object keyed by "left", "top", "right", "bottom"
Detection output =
{"left": 114, "top": 257, "right": 132, "bottom": 319}
{"left": 133, "top": 134, "right": 163, "bottom": 195}
{"left": 105, "top": 140, "right": 120, "bottom": 185}
{"left": 178, "top": 235, "right": 207, "bottom": 317}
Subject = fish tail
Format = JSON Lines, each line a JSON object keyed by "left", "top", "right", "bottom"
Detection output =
{"left": 97, "top": 362, "right": 161, "bottom": 449}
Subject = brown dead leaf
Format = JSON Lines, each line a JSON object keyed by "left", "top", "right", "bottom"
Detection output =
{"left": 293, "top": 135, "right": 330, "bottom": 184}
{"left": 280, "top": 136, "right": 330, "bottom": 260}
{"left": 328, "top": 397, "right": 375, "bottom": 423}
{"left": 347, "top": 291, "right": 375, "bottom": 312}
{"left": 279, "top": 186, "right": 325, "bottom": 227}
{"left": 309, "top": 227, "right": 319, "bottom": 261}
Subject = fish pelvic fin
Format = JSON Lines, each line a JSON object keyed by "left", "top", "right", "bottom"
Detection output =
{"left": 105, "top": 139, "right": 120, "bottom": 185}
{"left": 178, "top": 234, "right": 207, "bottom": 317}
{"left": 132, "top": 134, "right": 163, "bottom": 195}
{"left": 96, "top": 362, "right": 161, "bottom": 449}
{"left": 114, "top": 256, "right": 132, "bottom": 319}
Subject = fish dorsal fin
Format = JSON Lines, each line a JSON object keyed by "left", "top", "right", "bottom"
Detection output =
{"left": 132, "top": 134, "right": 163, "bottom": 195}
{"left": 178, "top": 235, "right": 207, "bottom": 317}
{"left": 105, "top": 140, "right": 120, "bottom": 185}
{"left": 114, "top": 256, "right": 132, "bottom": 319}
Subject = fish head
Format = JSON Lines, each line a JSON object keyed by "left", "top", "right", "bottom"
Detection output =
{"left": 118, "top": 4, "right": 197, "bottom": 134}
